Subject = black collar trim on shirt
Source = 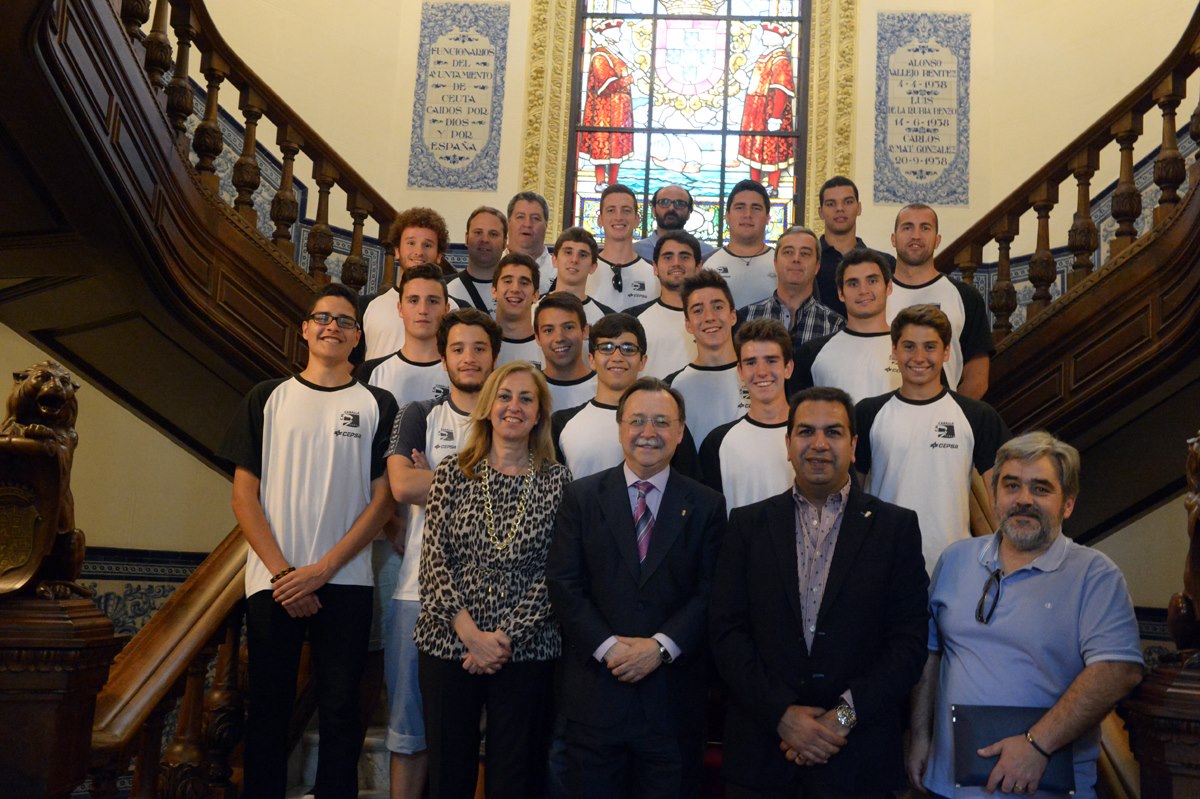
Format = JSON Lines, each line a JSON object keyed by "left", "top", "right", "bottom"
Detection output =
{"left": 655, "top": 298, "right": 684, "bottom": 312}
{"left": 502, "top": 334, "right": 536, "bottom": 344}
{"left": 892, "top": 273, "right": 946, "bottom": 291}
{"left": 445, "top": 396, "right": 472, "bottom": 417}
{"left": 840, "top": 328, "right": 891, "bottom": 339}
{"left": 686, "top": 361, "right": 738, "bottom": 372}
{"left": 545, "top": 370, "right": 596, "bottom": 387}
{"left": 720, "top": 245, "right": 773, "bottom": 259}
{"left": 294, "top": 374, "right": 358, "bottom": 392}
{"left": 744, "top": 414, "right": 788, "bottom": 429}
{"left": 589, "top": 399, "right": 619, "bottom": 410}
{"left": 599, "top": 256, "right": 644, "bottom": 269}
{"left": 396, "top": 351, "right": 442, "bottom": 367}
{"left": 894, "top": 387, "right": 949, "bottom": 406}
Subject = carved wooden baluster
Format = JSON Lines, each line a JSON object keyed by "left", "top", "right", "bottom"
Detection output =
{"left": 989, "top": 216, "right": 1019, "bottom": 342}
{"left": 128, "top": 700, "right": 170, "bottom": 798}
{"left": 1066, "top": 147, "right": 1100, "bottom": 288}
{"left": 120, "top": 0, "right": 150, "bottom": 40}
{"left": 1191, "top": 92, "right": 1200, "bottom": 154}
{"left": 159, "top": 645, "right": 215, "bottom": 799}
{"left": 953, "top": 244, "right": 982, "bottom": 287}
{"left": 202, "top": 607, "right": 245, "bottom": 799}
{"left": 1152, "top": 73, "right": 1186, "bottom": 227}
{"left": 342, "top": 192, "right": 373, "bottom": 291}
{"left": 1027, "top": 183, "right": 1059, "bottom": 319}
{"left": 143, "top": 0, "right": 173, "bottom": 90}
{"left": 192, "top": 51, "right": 230, "bottom": 194}
{"left": 306, "top": 160, "right": 339, "bottom": 284}
{"left": 1109, "top": 113, "right": 1143, "bottom": 257}
{"left": 271, "top": 125, "right": 303, "bottom": 258}
{"left": 233, "top": 87, "right": 265, "bottom": 223}
{"left": 379, "top": 219, "right": 397, "bottom": 290}
{"left": 164, "top": 2, "right": 195, "bottom": 145}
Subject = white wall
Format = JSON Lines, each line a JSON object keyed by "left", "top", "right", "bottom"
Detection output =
{"left": 0, "top": 324, "right": 234, "bottom": 553}
{"left": 1094, "top": 495, "right": 1190, "bottom": 610}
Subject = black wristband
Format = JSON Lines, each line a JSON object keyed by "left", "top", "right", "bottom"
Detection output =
{"left": 1025, "top": 730, "right": 1051, "bottom": 759}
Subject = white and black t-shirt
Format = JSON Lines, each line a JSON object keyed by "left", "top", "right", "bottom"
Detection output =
{"left": 544, "top": 371, "right": 598, "bottom": 414}
{"left": 446, "top": 272, "right": 497, "bottom": 316}
{"left": 387, "top": 397, "right": 473, "bottom": 601}
{"left": 792, "top": 329, "right": 901, "bottom": 402}
{"left": 362, "top": 288, "right": 405, "bottom": 361}
{"left": 551, "top": 399, "right": 699, "bottom": 480}
{"left": 582, "top": 296, "right": 617, "bottom": 325}
{"left": 885, "top": 274, "right": 994, "bottom": 390}
{"left": 855, "top": 389, "right": 1009, "bottom": 570}
{"left": 665, "top": 362, "right": 751, "bottom": 448}
{"left": 356, "top": 351, "right": 450, "bottom": 406}
{"left": 586, "top": 256, "right": 659, "bottom": 311}
{"left": 699, "top": 416, "right": 792, "bottom": 513}
{"left": 703, "top": 246, "right": 777, "bottom": 310}
{"left": 496, "top": 335, "right": 544, "bottom": 369}
{"left": 629, "top": 299, "right": 696, "bottom": 380}
{"left": 219, "top": 376, "right": 398, "bottom": 597}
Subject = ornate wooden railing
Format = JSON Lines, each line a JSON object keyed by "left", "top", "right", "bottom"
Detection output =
{"left": 121, "top": 0, "right": 402, "bottom": 290}
{"left": 86, "top": 527, "right": 247, "bottom": 797}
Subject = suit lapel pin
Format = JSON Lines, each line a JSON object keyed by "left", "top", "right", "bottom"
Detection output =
{"left": 862, "top": 510, "right": 872, "bottom": 518}
{"left": 681, "top": 508, "right": 688, "bottom": 517}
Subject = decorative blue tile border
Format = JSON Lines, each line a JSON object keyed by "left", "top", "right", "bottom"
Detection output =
{"left": 407, "top": 2, "right": 510, "bottom": 190}
{"left": 874, "top": 12, "right": 970, "bottom": 206}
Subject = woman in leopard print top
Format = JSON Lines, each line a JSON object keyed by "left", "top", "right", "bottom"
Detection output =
{"left": 415, "top": 360, "right": 571, "bottom": 798}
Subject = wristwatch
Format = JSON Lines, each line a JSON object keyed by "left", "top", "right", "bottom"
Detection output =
{"left": 834, "top": 702, "right": 857, "bottom": 730}
{"left": 657, "top": 642, "right": 673, "bottom": 664}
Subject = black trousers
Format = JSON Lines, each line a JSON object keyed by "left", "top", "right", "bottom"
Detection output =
{"left": 419, "top": 651, "right": 556, "bottom": 799}
{"left": 244, "top": 584, "right": 372, "bottom": 799}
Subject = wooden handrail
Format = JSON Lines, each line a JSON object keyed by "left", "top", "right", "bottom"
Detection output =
{"left": 90, "top": 526, "right": 245, "bottom": 761}
{"left": 935, "top": 3, "right": 1200, "bottom": 345}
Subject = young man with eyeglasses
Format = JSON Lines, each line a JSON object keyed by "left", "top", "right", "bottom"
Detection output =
{"left": 219, "top": 282, "right": 399, "bottom": 799}
{"left": 710, "top": 386, "right": 928, "bottom": 799}
{"left": 551, "top": 313, "right": 697, "bottom": 480}
{"left": 908, "top": 432, "right": 1142, "bottom": 799}
{"left": 548, "top": 377, "right": 725, "bottom": 799}
{"left": 587, "top": 184, "right": 659, "bottom": 311}
{"left": 628, "top": 230, "right": 702, "bottom": 379}
{"left": 854, "top": 304, "right": 1009, "bottom": 574}
{"left": 666, "top": 268, "right": 750, "bottom": 447}
{"left": 633, "top": 184, "right": 717, "bottom": 263}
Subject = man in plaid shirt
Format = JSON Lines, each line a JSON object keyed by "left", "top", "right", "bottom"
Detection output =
{"left": 737, "top": 225, "right": 845, "bottom": 356}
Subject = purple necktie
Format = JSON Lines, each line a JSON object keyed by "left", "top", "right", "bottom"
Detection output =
{"left": 634, "top": 480, "right": 655, "bottom": 562}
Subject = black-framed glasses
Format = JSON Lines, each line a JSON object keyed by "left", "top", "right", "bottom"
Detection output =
{"left": 592, "top": 341, "right": 643, "bottom": 356}
{"left": 307, "top": 312, "right": 360, "bottom": 330}
{"left": 655, "top": 198, "right": 690, "bottom": 210}
{"left": 610, "top": 263, "right": 623, "bottom": 293}
{"left": 975, "top": 567, "right": 1003, "bottom": 624}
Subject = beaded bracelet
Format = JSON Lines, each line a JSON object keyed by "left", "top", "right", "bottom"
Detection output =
{"left": 270, "top": 566, "right": 296, "bottom": 584}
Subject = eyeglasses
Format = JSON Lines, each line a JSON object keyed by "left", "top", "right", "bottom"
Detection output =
{"left": 621, "top": 415, "right": 678, "bottom": 430}
{"left": 975, "top": 567, "right": 1003, "bottom": 624}
{"left": 611, "top": 263, "right": 623, "bottom": 293}
{"left": 655, "top": 198, "right": 690, "bottom": 210}
{"left": 592, "top": 341, "right": 643, "bottom": 356}
{"left": 307, "top": 312, "right": 360, "bottom": 330}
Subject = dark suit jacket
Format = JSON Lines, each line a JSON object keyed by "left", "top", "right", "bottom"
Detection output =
{"left": 547, "top": 464, "right": 726, "bottom": 735}
{"left": 709, "top": 484, "right": 928, "bottom": 793}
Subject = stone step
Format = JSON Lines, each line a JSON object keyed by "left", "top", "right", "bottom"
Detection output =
{"left": 289, "top": 724, "right": 391, "bottom": 794}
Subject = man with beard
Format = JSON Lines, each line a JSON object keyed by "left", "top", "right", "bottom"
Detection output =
{"left": 384, "top": 308, "right": 501, "bottom": 799}
{"left": 886, "top": 204, "right": 993, "bottom": 399}
{"left": 630, "top": 231, "right": 702, "bottom": 379}
{"left": 447, "top": 206, "right": 506, "bottom": 315}
{"left": 815, "top": 177, "right": 895, "bottom": 318}
{"left": 634, "top": 184, "right": 716, "bottom": 263}
{"left": 855, "top": 305, "right": 1009, "bottom": 574}
{"left": 792, "top": 248, "right": 900, "bottom": 401}
{"left": 907, "top": 432, "right": 1143, "bottom": 799}
{"left": 506, "top": 191, "right": 556, "bottom": 295}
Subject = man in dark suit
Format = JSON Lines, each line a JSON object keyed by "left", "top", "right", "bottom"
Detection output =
{"left": 709, "top": 386, "right": 928, "bottom": 798}
{"left": 548, "top": 376, "right": 726, "bottom": 799}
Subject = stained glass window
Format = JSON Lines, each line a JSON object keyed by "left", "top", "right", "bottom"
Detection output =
{"left": 569, "top": 0, "right": 808, "bottom": 248}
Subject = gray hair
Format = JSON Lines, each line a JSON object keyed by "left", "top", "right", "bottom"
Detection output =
{"left": 992, "top": 431, "right": 1081, "bottom": 499}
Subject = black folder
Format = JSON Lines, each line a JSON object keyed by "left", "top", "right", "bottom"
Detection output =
{"left": 951, "top": 704, "right": 1075, "bottom": 795}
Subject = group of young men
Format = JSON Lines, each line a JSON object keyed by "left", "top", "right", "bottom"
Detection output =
{"left": 220, "top": 175, "right": 1144, "bottom": 799}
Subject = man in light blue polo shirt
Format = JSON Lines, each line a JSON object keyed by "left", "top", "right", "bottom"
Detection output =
{"left": 906, "top": 432, "right": 1143, "bottom": 799}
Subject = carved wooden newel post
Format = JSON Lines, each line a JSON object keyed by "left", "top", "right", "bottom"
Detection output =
{"left": 1119, "top": 430, "right": 1200, "bottom": 798}
{"left": 0, "top": 361, "right": 117, "bottom": 798}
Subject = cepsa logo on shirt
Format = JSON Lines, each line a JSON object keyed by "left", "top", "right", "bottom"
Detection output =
{"left": 929, "top": 421, "right": 958, "bottom": 449}
{"left": 334, "top": 410, "right": 363, "bottom": 439}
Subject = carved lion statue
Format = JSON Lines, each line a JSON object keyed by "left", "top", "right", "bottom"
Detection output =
{"left": 0, "top": 360, "right": 87, "bottom": 597}
{"left": 1168, "top": 432, "right": 1200, "bottom": 650}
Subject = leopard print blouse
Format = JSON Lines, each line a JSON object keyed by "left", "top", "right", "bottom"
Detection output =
{"left": 414, "top": 456, "right": 571, "bottom": 662}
